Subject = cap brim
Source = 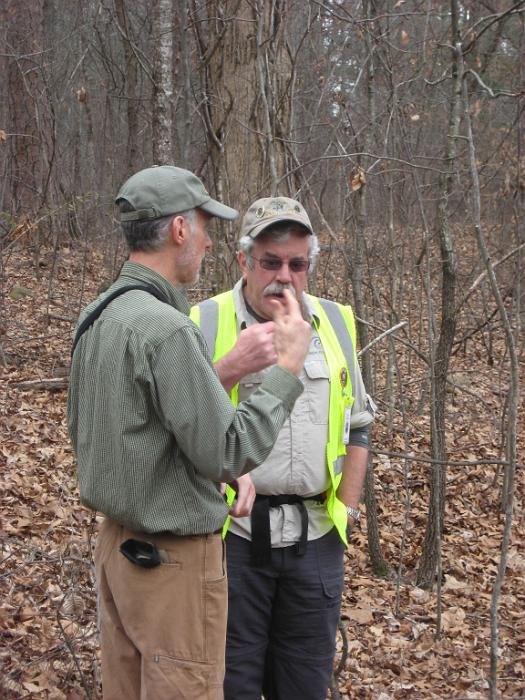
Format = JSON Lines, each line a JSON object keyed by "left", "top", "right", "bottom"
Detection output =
{"left": 200, "top": 198, "right": 238, "bottom": 221}
{"left": 248, "top": 216, "right": 313, "bottom": 239}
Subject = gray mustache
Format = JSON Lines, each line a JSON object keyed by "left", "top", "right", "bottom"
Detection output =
{"left": 263, "top": 282, "right": 296, "bottom": 297}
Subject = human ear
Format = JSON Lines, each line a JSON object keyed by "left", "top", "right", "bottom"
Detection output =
{"left": 237, "top": 251, "right": 249, "bottom": 279}
{"left": 170, "top": 216, "right": 187, "bottom": 246}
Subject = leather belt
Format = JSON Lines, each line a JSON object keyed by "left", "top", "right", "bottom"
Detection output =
{"left": 250, "top": 493, "right": 325, "bottom": 567}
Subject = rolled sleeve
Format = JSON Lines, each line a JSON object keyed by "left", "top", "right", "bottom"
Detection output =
{"left": 350, "top": 362, "right": 375, "bottom": 431}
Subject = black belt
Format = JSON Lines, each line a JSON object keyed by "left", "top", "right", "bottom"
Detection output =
{"left": 250, "top": 493, "right": 325, "bottom": 567}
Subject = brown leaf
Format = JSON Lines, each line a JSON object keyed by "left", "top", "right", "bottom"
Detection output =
{"left": 409, "top": 587, "right": 430, "bottom": 604}
{"left": 441, "top": 606, "right": 466, "bottom": 632}
{"left": 350, "top": 167, "right": 366, "bottom": 191}
{"left": 347, "top": 607, "right": 374, "bottom": 624}
{"left": 18, "top": 606, "right": 36, "bottom": 621}
{"left": 443, "top": 574, "right": 471, "bottom": 592}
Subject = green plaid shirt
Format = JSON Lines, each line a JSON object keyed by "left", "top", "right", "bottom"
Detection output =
{"left": 67, "top": 262, "right": 303, "bottom": 535}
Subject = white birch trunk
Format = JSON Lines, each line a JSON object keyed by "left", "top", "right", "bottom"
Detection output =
{"left": 153, "top": 0, "right": 174, "bottom": 164}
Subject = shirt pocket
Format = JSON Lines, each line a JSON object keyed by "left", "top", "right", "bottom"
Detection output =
{"left": 303, "top": 359, "right": 330, "bottom": 425}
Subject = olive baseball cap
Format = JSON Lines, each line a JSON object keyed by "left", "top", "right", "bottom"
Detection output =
{"left": 239, "top": 196, "right": 313, "bottom": 239}
{"left": 116, "top": 165, "right": 238, "bottom": 221}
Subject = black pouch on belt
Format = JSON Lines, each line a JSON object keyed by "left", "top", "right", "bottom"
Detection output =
{"left": 119, "top": 538, "right": 162, "bottom": 568}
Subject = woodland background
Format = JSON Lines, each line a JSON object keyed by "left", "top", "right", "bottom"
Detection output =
{"left": 1, "top": 1, "right": 524, "bottom": 698}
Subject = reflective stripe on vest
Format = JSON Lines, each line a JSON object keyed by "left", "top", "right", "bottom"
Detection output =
{"left": 191, "top": 291, "right": 358, "bottom": 545}
{"left": 308, "top": 295, "right": 355, "bottom": 544}
{"left": 189, "top": 292, "right": 239, "bottom": 403}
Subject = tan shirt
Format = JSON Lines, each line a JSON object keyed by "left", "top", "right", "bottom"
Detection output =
{"left": 228, "top": 280, "right": 374, "bottom": 546}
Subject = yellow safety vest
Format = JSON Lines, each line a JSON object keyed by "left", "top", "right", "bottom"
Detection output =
{"left": 190, "top": 291, "right": 358, "bottom": 544}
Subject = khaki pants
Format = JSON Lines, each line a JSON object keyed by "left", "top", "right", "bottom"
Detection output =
{"left": 95, "top": 518, "right": 227, "bottom": 700}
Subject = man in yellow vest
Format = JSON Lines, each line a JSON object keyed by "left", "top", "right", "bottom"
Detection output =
{"left": 191, "top": 196, "right": 375, "bottom": 699}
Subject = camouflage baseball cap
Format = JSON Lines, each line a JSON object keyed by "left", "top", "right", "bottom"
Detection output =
{"left": 239, "top": 196, "right": 313, "bottom": 239}
{"left": 116, "top": 165, "right": 238, "bottom": 222}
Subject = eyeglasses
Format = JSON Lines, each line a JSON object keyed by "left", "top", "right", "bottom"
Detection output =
{"left": 250, "top": 254, "right": 310, "bottom": 273}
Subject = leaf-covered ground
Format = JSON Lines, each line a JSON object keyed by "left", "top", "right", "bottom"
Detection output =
{"left": 1, "top": 238, "right": 523, "bottom": 699}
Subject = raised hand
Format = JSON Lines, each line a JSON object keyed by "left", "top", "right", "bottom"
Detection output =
{"left": 234, "top": 323, "right": 278, "bottom": 374}
{"left": 215, "top": 322, "right": 277, "bottom": 391}
{"left": 270, "top": 289, "right": 311, "bottom": 376}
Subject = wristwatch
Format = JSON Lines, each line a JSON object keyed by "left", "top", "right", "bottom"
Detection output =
{"left": 346, "top": 505, "right": 361, "bottom": 521}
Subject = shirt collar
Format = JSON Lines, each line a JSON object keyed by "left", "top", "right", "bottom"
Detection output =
{"left": 119, "top": 261, "right": 190, "bottom": 315}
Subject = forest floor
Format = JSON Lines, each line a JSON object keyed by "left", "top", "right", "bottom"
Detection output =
{"left": 1, "top": 237, "right": 524, "bottom": 699}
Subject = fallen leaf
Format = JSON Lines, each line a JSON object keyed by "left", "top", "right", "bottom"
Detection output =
{"left": 347, "top": 607, "right": 374, "bottom": 624}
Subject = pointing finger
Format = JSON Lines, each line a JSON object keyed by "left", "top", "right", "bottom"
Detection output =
{"left": 281, "top": 289, "right": 302, "bottom": 317}
{"left": 268, "top": 297, "right": 285, "bottom": 322}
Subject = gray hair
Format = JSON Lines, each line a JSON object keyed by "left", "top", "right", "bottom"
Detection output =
{"left": 118, "top": 200, "right": 196, "bottom": 252}
{"left": 238, "top": 222, "right": 320, "bottom": 270}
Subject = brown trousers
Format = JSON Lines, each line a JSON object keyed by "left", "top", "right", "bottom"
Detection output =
{"left": 95, "top": 518, "right": 227, "bottom": 699}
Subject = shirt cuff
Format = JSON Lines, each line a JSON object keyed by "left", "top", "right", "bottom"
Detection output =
{"left": 262, "top": 366, "right": 304, "bottom": 413}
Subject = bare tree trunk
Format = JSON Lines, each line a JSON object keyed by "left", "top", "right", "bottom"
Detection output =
{"left": 115, "top": 0, "right": 140, "bottom": 175}
{"left": 460, "top": 49, "right": 521, "bottom": 700}
{"left": 253, "top": 0, "right": 287, "bottom": 195}
{"left": 351, "top": 0, "right": 389, "bottom": 578}
{"left": 194, "top": 0, "right": 292, "bottom": 290}
{"left": 175, "top": 0, "right": 192, "bottom": 163}
{"left": 4, "top": 0, "right": 44, "bottom": 220}
{"left": 152, "top": 0, "right": 174, "bottom": 164}
{"left": 416, "top": 0, "right": 461, "bottom": 591}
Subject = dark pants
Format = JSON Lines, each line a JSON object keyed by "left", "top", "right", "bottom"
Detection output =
{"left": 224, "top": 528, "right": 345, "bottom": 700}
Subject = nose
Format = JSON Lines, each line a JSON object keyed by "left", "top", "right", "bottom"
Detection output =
{"left": 276, "top": 261, "right": 292, "bottom": 284}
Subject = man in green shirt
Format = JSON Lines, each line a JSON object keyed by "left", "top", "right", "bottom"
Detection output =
{"left": 67, "top": 166, "right": 311, "bottom": 699}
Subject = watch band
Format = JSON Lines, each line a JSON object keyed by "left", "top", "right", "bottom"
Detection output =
{"left": 346, "top": 505, "right": 361, "bottom": 521}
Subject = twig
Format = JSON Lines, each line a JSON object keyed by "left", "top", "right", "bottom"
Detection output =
{"left": 11, "top": 377, "right": 68, "bottom": 391}
{"left": 47, "top": 312, "right": 76, "bottom": 323}
{"left": 358, "top": 321, "right": 407, "bottom": 356}
{"left": 356, "top": 316, "right": 429, "bottom": 364}
{"left": 464, "top": 68, "right": 523, "bottom": 98}
{"left": 466, "top": 243, "right": 525, "bottom": 297}
{"left": 0, "top": 342, "right": 8, "bottom": 368}
{"left": 370, "top": 448, "right": 522, "bottom": 469}
{"left": 329, "top": 619, "right": 349, "bottom": 699}
{"left": 55, "top": 601, "right": 94, "bottom": 699}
